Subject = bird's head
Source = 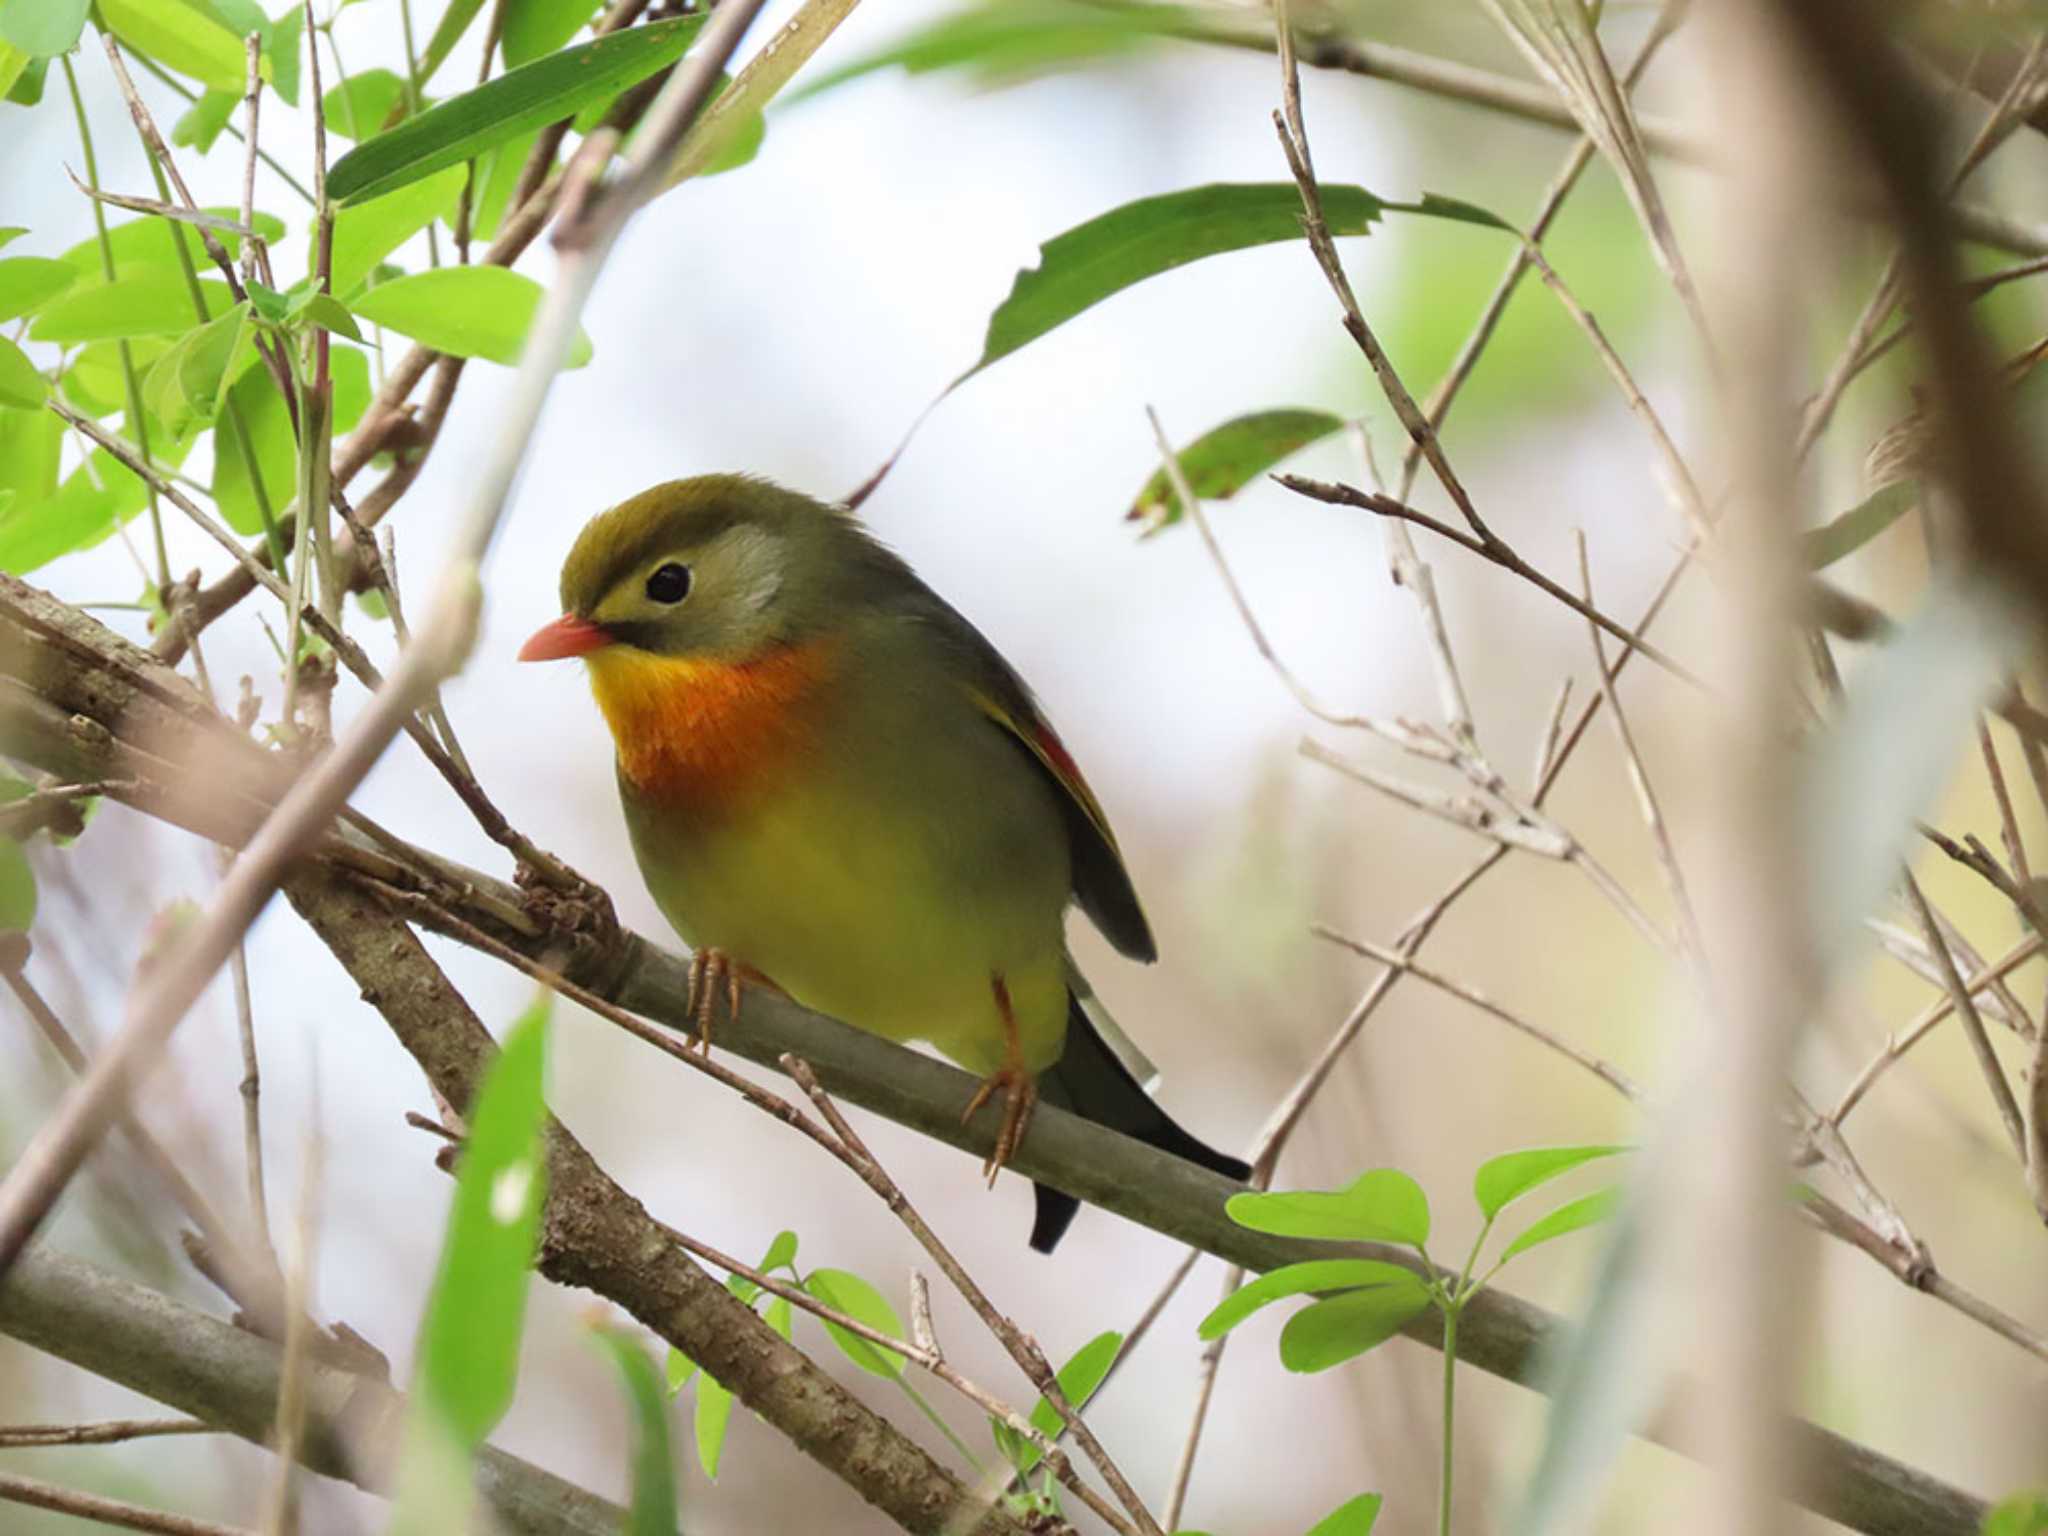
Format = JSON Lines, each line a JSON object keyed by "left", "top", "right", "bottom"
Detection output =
{"left": 519, "top": 474, "right": 847, "bottom": 668}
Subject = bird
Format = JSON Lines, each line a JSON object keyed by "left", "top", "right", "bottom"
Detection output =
{"left": 518, "top": 475, "right": 1249, "bottom": 1251}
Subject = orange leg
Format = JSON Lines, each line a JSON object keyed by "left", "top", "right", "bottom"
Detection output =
{"left": 684, "top": 950, "right": 781, "bottom": 1051}
{"left": 961, "top": 973, "right": 1037, "bottom": 1186}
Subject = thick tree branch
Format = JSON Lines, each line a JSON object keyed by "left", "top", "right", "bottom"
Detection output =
{"left": 0, "top": 576, "right": 1991, "bottom": 1536}
{"left": 0, "top": 1247, "right": 630, "bottom": 1536}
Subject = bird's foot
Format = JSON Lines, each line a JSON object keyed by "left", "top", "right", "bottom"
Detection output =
{"left": 962, "top": 1064, "right": 1037, "bottom": 1187}
{"left": 685, "top": 948, "right": 744, "bottom": 1052}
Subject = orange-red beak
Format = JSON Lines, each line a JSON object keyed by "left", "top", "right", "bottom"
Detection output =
{"left": 518, "top": 613, "right": 613, "bottom": 662}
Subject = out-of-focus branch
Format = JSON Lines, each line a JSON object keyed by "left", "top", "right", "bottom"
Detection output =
{"left": 0, "top": 576, "right": 1990, "bottom": 1536}
{"left": 0, "top": 1247, "right": 631, "bottom": 1536}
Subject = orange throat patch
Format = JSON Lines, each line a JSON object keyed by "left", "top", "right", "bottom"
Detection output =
{"left": 584, "top": 638, "right": 836, "bottom": 808}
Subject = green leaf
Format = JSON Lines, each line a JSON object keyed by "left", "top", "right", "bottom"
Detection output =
{"left": 62, "top": 337, "right": 169, "bottom": 417}
{"left": 699, "top": 73, "right": 765, "bottom": 177}
{"left": 1387, "top": 191, "right": 1514, "bottom": 231}
{"left": 349, "top": 266, "right": 592, "bottom": 367}
{"left": 58, "top": 209, "right": 285, "bottom": 276}
{"left": 664, "top": 1345, "right": 697, "bottom": 1397}
{"left": 327, "top": 15, "right": 705, "bottom": 206}
{"left": 724, "top": 1272, "right": 760, "bottom": 1306}
{"left": 1198, "top": 1259, "right": 1424, "bottom": 1341}
{"left": 143, "top": 301, "right": 251, "bottom": 430}
{"left": 969, "top": 183, "right": 1383, "bottom": 378}
{"left": 764, "top": 1295, "right": 792, "bottom": 1341}
{"left": 0, "top": 229, "right": 27, "bottom": 253}
{"left": 172, "top": 87, "right": 239, "bottom": 152}
{"left": 99, "top": 0, "right": 248, "bottom": 90}
{"left": 1227, "top": 1169, "right": 1430, "bottom": 1247}
{"left": 1278, "top": 1284, "right": 1432, "bottom": 1372}
{"left": 1985, "top": 1493, "right": 2048, "bottom": 1536}
{"left": 693, "top": 1371, "right": 735, "bottom": 1478}
{"left": 3, "top": 51, "right": 43, "bottom": 104}
{"left": 417, "top": 0, "right": 486, "bottom": 88}
{"left": 1132, "top": 408, "right": 1343, "bottom": 529}
{"left": 1473, "top": 1146, "right": 1629, "bottom": 1221}
{"left": 0, "top": 257, "right": 79, "bottom": 323}
{"left": 30, "top": 273, "right": 236, "bottom": 343}
{"left": 297, "top": 292, "right": 364, "bottom": 341}
{"left": 1305, "top": 1493, "right": 1384, "bottom": 1536}
{"left": 0, "top": 435, "right": 178, "bottom": 574}
{"left": 0, "top": 405, "right": 62, "bottom": 514}
{"left": 327, "top": 165, "right": 466, "bottom": 298}
{"left": 791, "top": 0, "right": 1194, "bottom": 100}
{"left": 1497, "top": 1188, "right": 1622, "bottom": 1266}
{"left": 0, "top": 336, "right": 46, "bottom": 409}
{"left": 0, "top": 837, "right": 34, "bottom": 932}
{"left": 469, "top": 128, "right": 540, "bottom": 243}
{"left": 322, "top": 68, "right": 409, "bottom": 141}
{"left": 413, "top": 994, "right": 550, "bottom": 1447}
{"left": 261, "top": 3, "right": 301, "bottom": 107}
{"left": 803, "top": 1268, "right": 906, "bottom": 1379}
{"left": 1009, "top": 1330, "right": 1121, "bottom": 1475}
{"left": 0, "top": 0, "right": 90, "bottom": 58}
{"left": 1803, "top": 482, "right": 1916, "bottom": 569}
{"left": 502, "top": 0, "right": 604, "bottom": 67}
{"left": 759, "top": 1229, "right": 798, "bottom": 1273}
{"left": 588, "top": 1327, "right": 677, "bottom": 1536}
{"left": 213, "top": 343, "right": 368, "bottom": 533}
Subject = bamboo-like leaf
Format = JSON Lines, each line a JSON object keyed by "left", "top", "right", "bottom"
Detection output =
{"left": 1131, "top": 408, "right": 1343, "bottom": 530}
{"left": 694, "top": 1372, "right": 735, "bottom": 1478}
{"left": 967, "top": 183, "right": 1383, "bottom": 380}
{"left": 326, "top": 15, "right": 706, "bottom": 205}
{"left": 588, "top": 1327, "right": 678, "bottom": 1536}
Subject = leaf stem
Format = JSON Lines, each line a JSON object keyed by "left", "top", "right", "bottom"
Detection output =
{"left": 1439, "top": 1302, "right": 1459, "bottom": 1536}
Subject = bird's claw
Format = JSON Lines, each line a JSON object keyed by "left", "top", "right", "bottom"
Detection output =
{"left": 962, "top": 1065, "right": 1037, "bottom": 1187}
{"left": 684, "top": 948, "right": 744, "bottom": 1052}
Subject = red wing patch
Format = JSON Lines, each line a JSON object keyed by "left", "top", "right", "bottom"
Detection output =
{"left": 966, "top": 687, "right": 1121, "bottom": 855}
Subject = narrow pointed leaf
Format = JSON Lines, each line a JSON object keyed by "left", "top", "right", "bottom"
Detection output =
{"left": 502, "top": 0, "right": 605, "bottom": 67}
{"left": 1802, "top": 482, "right": 1916, "bottom": 569}
{"left": 804, "top": 1268, "right": 906, "bottom": 1379}
{"left": 418, "top": 0, "right": 487, "bottom": 87}
{"left": 588, "top": 1327, "right": 678, "bottom": 1536}
{"left": 758, "top": 1229, "right": 798, "bottom": 1273}
{"left": 1014, "top": 1330, "right": 1121, "bottom": 1473}
{"left": 1305, "top": 1493, "right": 1384, "bottom": 1536}
{"left": 0, "top": 337, "right": 46, "bottom": 409}
{"left": 327, "top": 15, "right": 706, "bottom": 205}
{"left": 1473, "top": 1145, "right": 1629, "bottom": 1220}
{"left": 1497, "top": 1188, "right": 1621, "bottom": 1265}
{"left": 1131, "top": 407, "right": 1343, "bottom": 529}
{"left": 968, "top": 183, "right": 1383, "bottom": 378}
{"left": 694, "top": 1372, "right": 735, "bottom": 1478}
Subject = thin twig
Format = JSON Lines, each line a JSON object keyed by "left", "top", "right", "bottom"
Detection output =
{"left": 0, "top": 1471, "right": 255, "bottom": 1536}
{"left": 0, "top": 1418, "right": 215, "bottom": 1448}
{"left": 1900, "top": 871, "right": 2026, "bottom": 1157}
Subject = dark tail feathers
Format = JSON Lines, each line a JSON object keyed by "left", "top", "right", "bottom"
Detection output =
{"left": 1030, "top": 992, "right": 1249, "bottom": 1253}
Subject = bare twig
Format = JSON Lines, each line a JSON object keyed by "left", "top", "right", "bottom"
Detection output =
{"left": 1901, "top": 872, "right": 2026, "bottom": 1157}
{"left": 0, "top": 1417, "right": 214, "bottom": 1448}
{"left": 0, "top": 1470, "right": 255, "bottom": 1536}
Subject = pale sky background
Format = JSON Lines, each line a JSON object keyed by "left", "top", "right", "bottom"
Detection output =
{"left": 5, "top": 4, "right": 2047, "bottom": 1533}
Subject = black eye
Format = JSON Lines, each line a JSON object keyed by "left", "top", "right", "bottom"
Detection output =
{"left": 645, "top": 562, "right": 691, "bottom": 604}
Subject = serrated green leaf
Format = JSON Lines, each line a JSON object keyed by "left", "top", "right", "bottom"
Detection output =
{"left": 172, "top": 87, "right": 239, "bottom": 152}
{"left": 30, "top": 273, "right": 236, "bottom": 343}
{"left": 58, "top": 209, "right": 285, "bottom": 276}
{"left": 1803, "top": 482, "right": 1916, "bottom": 570}
{"left": 322, "top": 68, "right": 409, "bottom": 141}
{"left": 968, "top": 183, "right": 1383, "bottom": 379}
{"left": 1132, "top": 407, "right": 1343, "bottom": 530}
{"left": 100, "top": 0, "right": 249, "bottom": 90}
{"left": 1278, "top": 1284, "right": 1432, "bottom": 1373}
{"left": 1227, "top": 1169, "right": 1430, "bottom": 1246}
{"left": 502, "top": 0, "right": 604, "bottom": 67}
{"left": 791, "top": 0, "right": 1194, "bottom": 101}
{"left": 588, "top": 1327, "right": 677, "bottom": 1536}
{"left": 0, "top": 0, "right": 89, "bottom": 59}
{"left": 804, "top": 1268, "right": 906, "bottom": 1379}
{"left": 1497, "top": 1188, "right": 1621, "bottom": 1266}
{"left": 1473, "top": 1146, "right": 1629, "bottom": 1221}
{"left": 0, "top": 336, "right": 46, "bottom": 409}
{"left": 327, "top": 15, "right": 705, "bottom": 205}
{"left": 694, "top": 1371, "right": 734, "bottom": 1478}
{"left": 759, "top": 1229, "right": 798, "bottom": 1273}
{"left": 349, "top": 266, "right": 591, "bottom": 367}
{"left": 1199, "top": 1259, "right": 1424, "bottom": 1341}
{"left": 1011, "top": 1330, "right": 1120, "bottom": 1475}
{"left": 1306, "top": 1494, "right": 1384, "bottom": 1536}
{"left": 327, "top": 165, "right": 466, "bottom": 297}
